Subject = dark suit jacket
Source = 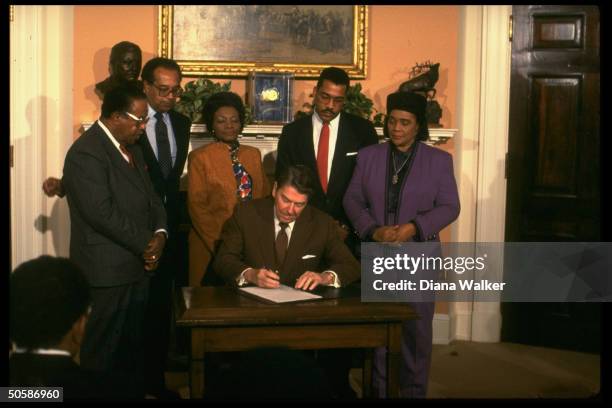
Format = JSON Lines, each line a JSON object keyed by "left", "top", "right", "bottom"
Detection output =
{"left": 9, "top": 353, "right": 141, "bottom": 400}
{"left": 275, "top": 112, "right": 378, "bottom": 227}
{"left": 213, "top": 197, "right": 360, "bottom": 286}
{"left": 63, "top": 122, "right": 167, "bottom": 287}
{"left": 137, "top": 109, "right": 191, "bottom": 233}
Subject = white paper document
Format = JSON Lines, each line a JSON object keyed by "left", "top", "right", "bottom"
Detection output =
{"left": 239, "top": 284, "right": 322, "bottom": 303}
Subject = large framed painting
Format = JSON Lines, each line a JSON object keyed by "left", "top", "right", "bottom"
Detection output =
{"left": 158, "top": 5, "right": 368, "bottom": 78}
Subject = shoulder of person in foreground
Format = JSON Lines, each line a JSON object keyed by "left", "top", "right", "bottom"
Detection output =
{"left": 281, "top": 114, "right": 311, "bottom": 133}
{"left": 188, "top": 141, "right": 227, "bottom": 162}
{"left": 239, "top": 144, "right": 264, "bottom": 157}
{"left": 342, "top": 111, "right": 377, "bottom": 131}
{"left": 169, "top": 108, "right": 192, "bottom": 127}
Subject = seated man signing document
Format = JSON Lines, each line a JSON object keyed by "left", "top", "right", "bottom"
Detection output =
{"left": 214, "top": 165, "right": 360, "bottom": 290}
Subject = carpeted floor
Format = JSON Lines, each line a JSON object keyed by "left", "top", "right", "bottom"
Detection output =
{"left": 427, "top": 341, "right": 600, "bottom": 398}
{"left": 165, "top": 340, "right": 601, "bottom": 399}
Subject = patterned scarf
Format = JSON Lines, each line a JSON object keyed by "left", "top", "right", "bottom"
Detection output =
{"left": 229, "top": 141, "right": 253, "bottom": 201}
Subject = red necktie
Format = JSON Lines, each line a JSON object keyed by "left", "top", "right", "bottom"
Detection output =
{"left": 120, "top": 145, "right": 134, "bottom": 168}
{"left": 317, "top": 122, "right": 330, "bottom": 193}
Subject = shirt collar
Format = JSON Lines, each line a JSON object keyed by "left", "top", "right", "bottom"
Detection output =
{"left": 148, "top": 103, "right": 166, "bottom": 120}
{"left": 313, "top": 110, "right": 341, "bottom": 127}
{"left": 97, "top": 119, "right": 122, "bottom": 151}
{"left": 391, "top": 140, "right": 416, "bottom": 157}
{"left": 273, "top": 209, "right": 295, "bottom": 231}
{"left": 12, "top": 347, "right": 71, "bottom": 357}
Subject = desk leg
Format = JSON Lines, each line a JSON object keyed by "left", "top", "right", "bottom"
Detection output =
{"left": 387, "top": 323, "right": 402, "bottom": 398}
{"left": 363, "top": 349, "right": 373, "bottom": 398}
{"left": 190, "top": 330, "right": 205, "bottom": 399}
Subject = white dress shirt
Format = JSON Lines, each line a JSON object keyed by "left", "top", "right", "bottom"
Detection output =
{"left": 98, "top": 119, "right": 131, "bottom": 162}
{"left": 12, "top": 347, "right": 71, "bottom": 357}
{"left": 145, "top": 104, "right": 177, "bottom": 166}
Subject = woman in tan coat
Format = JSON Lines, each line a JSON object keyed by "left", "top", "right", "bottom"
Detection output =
{"left": 188, "top": 92, "right": 269, "bottom": 286}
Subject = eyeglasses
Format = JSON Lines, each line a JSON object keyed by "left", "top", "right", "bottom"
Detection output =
{"left": 123, "top": 111, "right": 149, "bottom": 126}
{"left": 151, "top": 83, "right": 183, "bottom": 97}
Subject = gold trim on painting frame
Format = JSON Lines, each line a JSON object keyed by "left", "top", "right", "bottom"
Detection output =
{"left": 158, "top": 5, "right": 368, "bottom": 79}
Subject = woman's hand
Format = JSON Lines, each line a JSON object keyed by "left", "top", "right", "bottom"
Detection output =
{"left": 372, "top": 225, "right": 400, "bottom": 242}
{"left": 395, "top": 222, "right": 417, "bottom": 242}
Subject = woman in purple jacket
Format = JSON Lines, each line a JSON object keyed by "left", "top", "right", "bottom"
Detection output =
{"left": 343, "top": 91, "right": 460, "bottom": 398}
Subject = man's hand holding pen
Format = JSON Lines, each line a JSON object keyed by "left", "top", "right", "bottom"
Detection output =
{"left": 245, "top": 267, "right": 280, "bottom": 288}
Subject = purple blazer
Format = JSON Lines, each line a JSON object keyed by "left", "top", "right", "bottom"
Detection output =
{"left": 343, "top": 141, "right": 460, "bottom": 241}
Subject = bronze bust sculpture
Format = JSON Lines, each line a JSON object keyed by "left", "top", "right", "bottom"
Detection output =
{"left": 95, "top": 41, "right": 143, "bottom": 97}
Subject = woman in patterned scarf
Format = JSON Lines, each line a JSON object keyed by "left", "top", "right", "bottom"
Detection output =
{"left": 188, "top": 92, "right": 270, "bottom": 286}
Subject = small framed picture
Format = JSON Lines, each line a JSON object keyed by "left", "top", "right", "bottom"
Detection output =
{"left": 247, "top": 72, "right": 294, "bottom": 124}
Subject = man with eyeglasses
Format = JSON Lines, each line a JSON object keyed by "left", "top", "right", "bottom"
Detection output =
{"left": 138, "top": 57, "right": 191, "bottom": 400}
{"left": 41, "top": 56, "right": 190, "bottom": 399}
{"left": 61, "top": 85, "right": 167, "bottom": 391}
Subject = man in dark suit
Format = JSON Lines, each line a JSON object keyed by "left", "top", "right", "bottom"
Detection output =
{"left": 139, "top": 57, "right": 191, "bottom": 398}
{"left": 213, "top": 165, "right": 359, "bottom": 399}
{"left": 62, "top": 85, "right": 167, "bottom": 384}
{"left": 9, "top": 256, "right": 142, "bottom": 400}
{"left": 274, "top": 67, "right": 376, "bottom": 398}
{"left": 214, "top": 165, "right": 359, "bottom": 290}
{"left": 275, "top": 66, "right": 379, "bottom": 255}
{"left": 42, "top": 57, "right": 191, "bottom": 398}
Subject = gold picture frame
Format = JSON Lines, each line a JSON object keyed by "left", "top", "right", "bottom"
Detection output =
{"left": 158, "top": 5, "right": 368, "bottom": 78}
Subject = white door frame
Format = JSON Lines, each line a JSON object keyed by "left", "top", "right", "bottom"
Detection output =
{"left": 10, "top": 5, "right": 74, "bottom": 269}
{"left": 450, "top": 5, "right": 512, "bottom": 342}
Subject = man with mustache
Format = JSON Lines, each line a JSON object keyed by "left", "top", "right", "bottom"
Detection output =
{"left": 274, "top": 67, "right": 378, "bottom": 399}
{"left": 275, "top": 67, "right": 378, "bottom": 257}
{"left": 138, "top": 57, "right": 191, "bottom": 399}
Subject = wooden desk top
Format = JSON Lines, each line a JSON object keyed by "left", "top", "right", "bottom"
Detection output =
{"left": 176, "top": 286, "right": 416, "bottom": 327}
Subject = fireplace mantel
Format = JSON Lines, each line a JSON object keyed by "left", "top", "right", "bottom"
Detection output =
{"left": 80, "top": 123, "right": 456, "bottom": 177}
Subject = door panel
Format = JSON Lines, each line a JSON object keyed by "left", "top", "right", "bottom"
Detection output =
{"left": 502, "top": 5, "right": 600, "bottom": 353}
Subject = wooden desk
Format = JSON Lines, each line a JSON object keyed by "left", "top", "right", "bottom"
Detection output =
{"left": 176, "top": 286, "right": 416, "bottom": 399}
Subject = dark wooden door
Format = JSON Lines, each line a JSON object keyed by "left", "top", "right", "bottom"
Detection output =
{"left": 502, "top": 5, "right": 600, "bottom": 353}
